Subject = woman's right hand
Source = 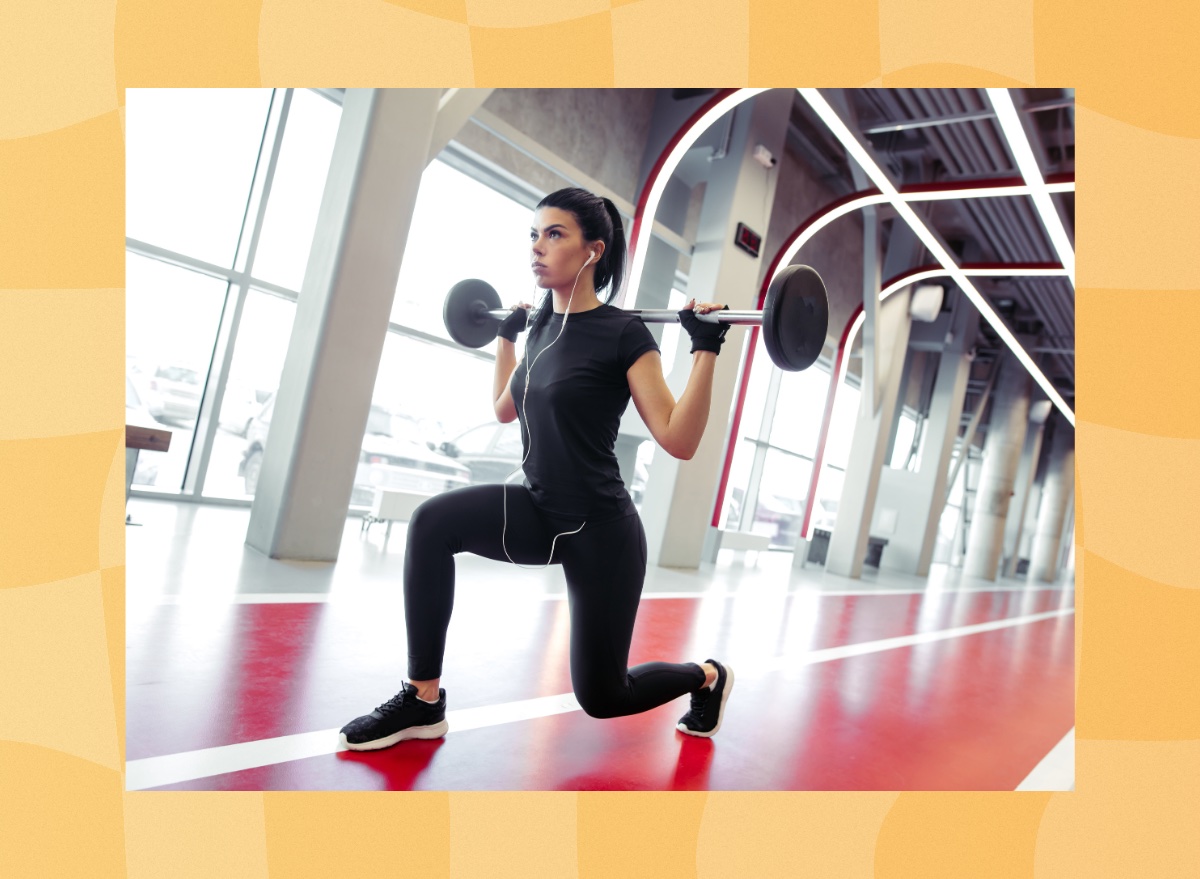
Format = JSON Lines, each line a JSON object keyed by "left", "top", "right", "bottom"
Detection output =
{"left": 498, "top": 302, "right": 532, "bottom": 343}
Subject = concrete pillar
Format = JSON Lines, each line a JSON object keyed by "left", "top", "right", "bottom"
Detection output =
{"left": 872, "top": 295, "right": 979, "bottom": 576}
{"left": 962, "top": 358, "right": 1032, "bottom": 580}
{"left": 826, "top": 286, "right": 913, "bottom": 579}
{"left": 636, "top": 89, "right": 793, "bottom": 569}
{"left": 1030, "top": 420, "right": 1075, "bottom": 583}
{"left": 616, "top": 176, "right": 692, "bottom": 483}
{"left": 246, "top": 88, "right": 441, "bottom": 561}
{"left": 1002, "top": 399, "right": 1052, "bottom": 577}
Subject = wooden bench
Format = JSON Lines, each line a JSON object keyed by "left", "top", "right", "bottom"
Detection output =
{"left": 126, "top": 424, "right": 171, "bottom": 522}
{"left": 127, "top": 424, "right": 172, "bottom": 455}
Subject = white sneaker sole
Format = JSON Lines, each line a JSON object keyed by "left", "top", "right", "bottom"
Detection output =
{"left": 339, "top": 718, "right": 449, "bottom": 751}
{"left": 676, "top": 664, "right": 734, "bottom": 738}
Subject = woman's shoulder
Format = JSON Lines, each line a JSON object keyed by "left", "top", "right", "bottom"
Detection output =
{"left": 597, "top": 303, "right": 648, "bottom": 327}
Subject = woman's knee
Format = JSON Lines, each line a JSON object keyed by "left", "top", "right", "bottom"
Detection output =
{"left": 405, "top": 497, "right": 438, "bottom": 539}
{"left": 404, "top": 493, "right": 466, "bottom": 556}
{"left": 573, "top": 683, "right": 625, "bottom": 719}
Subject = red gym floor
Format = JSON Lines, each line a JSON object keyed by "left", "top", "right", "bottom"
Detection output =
{"left": 124, "top": 500, "right": 1074, "bottom": 791}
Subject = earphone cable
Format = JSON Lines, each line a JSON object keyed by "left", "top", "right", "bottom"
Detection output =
{"left": 501, "top": 258, "right": 591, "bottom": 568}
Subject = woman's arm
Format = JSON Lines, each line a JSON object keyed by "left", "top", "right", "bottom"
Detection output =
{"left": 494, "top": 339, "right": 519, "bottom": 423}
{"left": 493, "top": 303, "right": 531, "bottom": 423}
{"left": 627, "top": 349, "right": 718, "bottom": 460}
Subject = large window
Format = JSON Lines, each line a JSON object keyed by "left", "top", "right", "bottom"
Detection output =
{"left": 251, "top": 90, "right": 343, "bottom": 292}
{"left": 124, "top": 88, "right": 340, "bottom": 506}
{"left": 752, "top": 363, "right": 834, "bottom": 544}
{"left": 391, "top": 160, "right": 539, "bottom": 347}
{"left": 362, "top": 162, "right": 547, "bottom": 508}
{"left": 717, "top": 334, "right": 838, "bottom": 549}
{"left": 717, "top": 336, "right": 775, "bottom": 532}
{"left": 933, "top": 452, "right": 969, "bottom": 564}
{"left": 125, "top": 90, "right": 651, "bottom": 519}
{"left": 125, "top": 252, "right": 230, "bottom": 493}
{"left": 126, "top": 89, "right": 272, "bottom": 268}
{"left": 203, "top": 290, "right": 297, "bottom": 500}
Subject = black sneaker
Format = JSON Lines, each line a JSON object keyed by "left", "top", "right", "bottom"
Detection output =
{"left": 676, "top": 659, "right": 734, "bottom": 737}
{"left": 339, "top": 682, "right": 449, "bottom": 751}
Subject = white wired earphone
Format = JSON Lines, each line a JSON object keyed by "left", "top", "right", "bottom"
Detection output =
{"left": 501, "top": 251, "right": 596, "bottom": 569}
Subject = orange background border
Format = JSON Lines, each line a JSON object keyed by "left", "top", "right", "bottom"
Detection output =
{"left": 3, "top": 0, "right": 1199, "bottom": 875}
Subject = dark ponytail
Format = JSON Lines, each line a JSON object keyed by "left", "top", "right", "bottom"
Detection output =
{"left": 527, "top": 188, "right": 627, "bottom": 339}
{"left": 597, "top": 197, "right": 627, "bottom": 305}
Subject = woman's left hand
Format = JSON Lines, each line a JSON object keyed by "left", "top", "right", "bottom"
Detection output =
{"left": 678, "top": 299, "right": 731, "bottom": 355}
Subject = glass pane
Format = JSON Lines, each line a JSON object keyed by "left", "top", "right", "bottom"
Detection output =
{"left": 769, "top": 363, "right": 832, "bottom": 460}
{"left": 453, "top": 424, "right": 495, "bottom": 456}
{"left": 251, "top": 90, "right": 343, "bottom": 292}
{"left": 750, "top": 449, "right": 812, "bottom": 548}
{"left": 360, "top": 334, "right": 498, "bottom": 507}
{"left": 889, "top": 413, "right": 917, "bottom": 469}
{"left": 823, "top": 381, "right": 860, "bottom": 470}
{"left": 812, "top": 467, "right": 844, "bottom": 533}
{"left": 391, "top": 160, "right": 537, "bottom": 346}
{"left": 803, "top": 371, "right": 858, "bottom": 535}
{"left": 126, "top": 89, "right": 271, "bottom": 267}
{"left": 933, "top": 501, "right": 961, "bottom": 564}
{"left": 125, "top": 252, "right": 229, "bottom": 493}
{"left": 492, "top": 423, "right": 524, "bottom": 457}
{"left": 632, "top": 439, "right": 654, "bottom": 514}
{"left": 660, "top": 289, "right": 688, "bottom": 379}
{"left": 203, "top": 289, "right": 298, "bottom": 499}
{"left": 717, "top": 336, "right": 775, "bottom": 530}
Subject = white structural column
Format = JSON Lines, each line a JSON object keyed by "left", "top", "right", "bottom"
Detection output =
{"left": 1003, "top": 400, "right": 1052, "bottom": 577}
{"left": 246, "top": 89, "right": 441, "bottom": 561}
{"left": 1030, "top": 422, "right": 1075, "bottom": 583}
{"left": 639, "top": 88, "right": 793, "bottom": 569}
{"left": 826, "top": 287, "right": 914, "bottom": 579}
{"left": 963, "top": 358, "right": 1033, "bottom": 579}
{"left": 427, "top": 89, "right": 493, "bottom": 161}
{"left": 873, "top": 299, "right": 979, "bottom": 576}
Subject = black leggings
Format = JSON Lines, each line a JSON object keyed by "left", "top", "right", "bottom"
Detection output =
{"left": 403, "top": 483, "right": 706, "bottom": 718}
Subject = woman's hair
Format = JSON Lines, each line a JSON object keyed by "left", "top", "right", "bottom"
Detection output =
{"left": 528, "top": 187, "right": 627, "bottom": 337}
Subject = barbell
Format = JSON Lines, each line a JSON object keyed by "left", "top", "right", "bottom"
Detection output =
{"left": 443, "top": 264, "right": 830, "bottom": 372}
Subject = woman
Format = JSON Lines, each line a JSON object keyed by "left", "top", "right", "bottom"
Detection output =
{"left": 340, "top": 187, "right": 734, "bottom": 751}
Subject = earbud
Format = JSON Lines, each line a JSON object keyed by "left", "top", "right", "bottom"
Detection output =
{"left": 584, "top": 252, "right": 596, "bottom": 265}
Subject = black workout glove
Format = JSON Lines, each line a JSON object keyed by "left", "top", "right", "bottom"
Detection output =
{"left": 497, "top": 306, "right": 529, "bottom": 343}
{"left": 678, "top": 305, "right": 731, "bottom": 355}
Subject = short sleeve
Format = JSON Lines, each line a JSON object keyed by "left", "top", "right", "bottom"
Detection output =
{"left": 618, "top": 318, "right": 660, "bottom": 372}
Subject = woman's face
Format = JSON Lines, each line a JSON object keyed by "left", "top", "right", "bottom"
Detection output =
{"left": 530, "top": 207, "right": 598, "bottom": 290}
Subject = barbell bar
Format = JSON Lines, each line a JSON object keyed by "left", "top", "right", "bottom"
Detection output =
{"left": 443, "top": 264, "right": 830, "bottom": 372}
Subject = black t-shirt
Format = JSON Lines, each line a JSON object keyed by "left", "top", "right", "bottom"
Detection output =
{"left": 510, "top": 303, "right": 660, "bottom": 523}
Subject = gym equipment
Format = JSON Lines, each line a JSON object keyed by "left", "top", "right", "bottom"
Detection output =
{"left": 443, "top": 264, "right": 829, "bottom": 372}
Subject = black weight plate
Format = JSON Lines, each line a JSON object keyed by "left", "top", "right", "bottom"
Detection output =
{"left": 761, "top": 265, "right": 829, "bottom": 371}
{"left": 444, "top": 278, "right": 502, "bottom": 348}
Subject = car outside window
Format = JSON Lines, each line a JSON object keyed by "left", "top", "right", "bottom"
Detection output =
{"left": 493, "top": 423, "right": 523, "bottom": 457}
{"left": 454, "top": 425, "right": 493, "bottom": 455}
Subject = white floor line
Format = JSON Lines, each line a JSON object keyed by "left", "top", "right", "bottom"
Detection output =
{"left": 146, "top": 585, "right": 1073, "bottom": 606}
{"left": 738, "top": 608, "right": 1074, "bottom": 675}
{"left": 126, "top": 692, "right": 584, "bottom": 791}
{"left": 1015, "top": 727, "right": 1075, "bottom": 791}
{"left": 125, "top": 607, "right": 1074, "bottom": 790}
